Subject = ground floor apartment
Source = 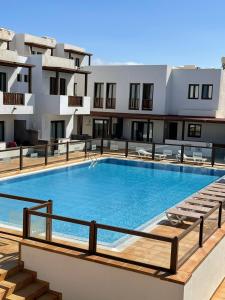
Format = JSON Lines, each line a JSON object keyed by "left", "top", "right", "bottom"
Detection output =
{"left": 1, "top": 113, "right": 225, "bottom": 146}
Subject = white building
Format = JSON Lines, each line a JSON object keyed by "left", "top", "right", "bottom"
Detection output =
{"left": 82, "top": 64, "right": 225, "bottom": 145}
{"left": 1, "top": 27, "right": 225, "bottom": 146}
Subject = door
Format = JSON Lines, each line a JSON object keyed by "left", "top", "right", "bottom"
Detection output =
{"left": 60, "top": 78, "right": 66, "bottom": 95}
{"left": 131, "top": 121, "right": 152, "bottom": 142}
{"left": 51, "top": 121, "right": 65, "bottom": 140}
{"left": 0, "top": 72, "right": 6, "bottom": 92}
{"left": 168, "top": 122, "right": 178, "bottom": 140}
{"left": 93, "top": 119, "right": 109, "bottom": 138}
{"left": 0, "top": 122, "right": 4, "bottom": 141}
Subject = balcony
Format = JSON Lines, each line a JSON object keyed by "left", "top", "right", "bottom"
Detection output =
{"left": 142, "top": 99, "right": 153, "bottom": 111}
{"left": 68, "top": 96, "right": 83, "bottom": 107}
{"left": 0, "top": 92, "right": 34, "bottom": 114}
{"left": 94, "top": 98, "right": 103, "bottom": 108}
{"left": 3, "top": 93, "right": 24, "bottom": 105}
{"left": 38, "top": 95, "right": 90, "bottom": 115}
{"left": 129, "top": 99, "right": 139, "bottom": 110}
{"left": 105, "top": 98, "right": 116, "bottom": 109}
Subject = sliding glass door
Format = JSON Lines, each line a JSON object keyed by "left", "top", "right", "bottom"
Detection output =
{"left": 93, "top": 119, "right": 109, "bottom": 138}
{"left": 51, "top": 121, "right": 65, "bottom": 140}
{"left": 131, "top": 121, "right": 153, "bottom": 142}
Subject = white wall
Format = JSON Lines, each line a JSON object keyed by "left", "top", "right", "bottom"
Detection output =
{"left": 21, "top": 244, "right": 184, "bottom": 300}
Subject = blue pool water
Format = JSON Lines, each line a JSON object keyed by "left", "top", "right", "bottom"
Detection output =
{"left": 0, "top": 158, "right": 224, "bottom": 245}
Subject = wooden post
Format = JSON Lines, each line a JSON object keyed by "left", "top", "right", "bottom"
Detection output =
{"left": 100, "top": 138, "right": 104, "bottom": 155}
{"left": 218, "top": 201, "right": 223, "bottom": 228}
{"left": 84, "top": 73, "right": 88, "bottom": 96}
{"left": 45, "top": 144, "right": 48, "bottom": 165}
{"left": 28, "top": 67, "right": 32, "bottom": 93}
{"left": 181, "top": 145, "right": 184, "bottom": 163}
{"left": 46, "top": 200, "right": 53, "bottom": 241}
{"left": 152, "top": 143, "right": 155, "bottom": 160}
{"left": 23, "top": 208, "right": 29, "bottom": 239}
{"left": 56, "top": 71, "right": 59, "bottom": 95}
{"left": 125, "top": 141, "right": 129, "bottom": 157}
{"left": 199, "top": 216, "right": 204, "bottom": 247}
{"left": 66, "top": 141, "right": 69, "bottom": 161}
{"left": 19, "top": 146, "right": 23, "bottom": 170}
{"left": 85, "top": 140, "right": 87, "bottom": 158}
{"left": 211, "top": 146, "right": 215, "bottom": 167}
{"left": 170, "top": 236, "right": 179, "bottom": 274}
{"left": 89, "top": 220, "right": 97, "bottom": 254}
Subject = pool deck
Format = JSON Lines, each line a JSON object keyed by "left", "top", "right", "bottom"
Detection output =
{"left": 0, "top": 154, "right": 225, "bottom": 287}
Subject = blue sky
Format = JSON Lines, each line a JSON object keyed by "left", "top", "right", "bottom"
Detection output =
{"left": 1, "top": 0, "right": 225, "bottom": 67}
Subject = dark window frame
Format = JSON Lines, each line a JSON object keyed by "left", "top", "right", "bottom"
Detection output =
{"left": 201, "top": 84, "right": 213, "bottom": 100}
{"left": 142, "top": 83, "right": 154, "bottom": 110}
{"left": 188, "top": 84, "right": 199, "bottom": 99}
{"left": 106, "top": 83, "right": 116, "bottom": 109}
{"left": 17, "top": 74, "right": 22, "bottom": 82}
{"left": 0, "top": 72, "right": 7, "bottom": 92}
{"left": 50, "top": 120, "right": 65, "bottom": 140}
{"left": 187, "top": 124, "right": 202, "bottom": 138}
{"left": 60, "top": 78, "right": 66, "bottom": 95}
{"left": 92, "top": 118, "right": 109, "bottom": 138}
{"left": 50, "top": 77, "right": 57, "bottom": 95}
{"left": 129, "top": 83, "right": 140, "bottom": 110}
{"left": 131, "top": 121, "right": 153, "bottom": 142}
{"left": 24, "top": 75, "right": 29, "bottom": 82}
{"left": 94, "top": 82, "right": 104, "bottom": 108}
{"left": 0, "top": 121, "right": 4, "bottom": 141}
{"left": 75, "top": 58, "right": 80, "bottom": 68}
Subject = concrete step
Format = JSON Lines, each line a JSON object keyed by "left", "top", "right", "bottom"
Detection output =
{"left": 6, "top": 279, "right": 49, "bottom": 300}
{"left": 37, "top": 291, "right": 60, "bottom": 300}
{"left": 0, "top": 270, "right": 36, "bottom": 297}
{"left": 0, "top": 261, "right": 24, "bottom": 281}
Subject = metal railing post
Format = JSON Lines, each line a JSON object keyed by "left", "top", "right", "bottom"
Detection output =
{"left": 125, "top": 141, "right": 129, "bottom": 157}
{"left": 100, "top": 138, "right": 104, "bottom": 155}
{"left": 19, "top": 146, "right": 23, "bottom": 170}
{"left": 66, "top": 141, "right": 69, "bottom": 161}
{"left": 170, "top": 236, "right": 179, "bottom": 274}
{"left": 211, "top": 146, "right": 215, "bottom": 167}
{"left": 180, "top": 145, "right": 184, "bottom": 163}
{"left": 89, "top": 220, "right": 97, "bottom": 254}
{"left": 152, "top": 143, "right": 155, "bottom": 160}
{"left": 85, "top": 140, "right": 87, "bottom": 158}
{"left": 46, "top": 200, "right": 53, "bottom": 241}
{"left": 23, "top": 208, "right": 29, "bottom": 239}
{"left": 199, "top": 216, "right": 204, "bottom": 247}
{"left": 45, "top": 144, "right": 48, "bottom": 165}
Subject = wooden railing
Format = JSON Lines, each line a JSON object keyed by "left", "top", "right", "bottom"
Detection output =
{"left": 142, "top": 99, "right": 153, "bottom": 110}
{"left": 105, "top": 98, "right": 116, "bottom": 109}
{"left": 129, "top": 98, "right": 139, "bottom": 110}
{"left": 3, "top": 93, "right": 24, "bottom": 105}
{"left": 94, "top": 98, "right": 103, "bottom": 108}
{"left": 68, "top": 96, "right": 83, "bottom": 107}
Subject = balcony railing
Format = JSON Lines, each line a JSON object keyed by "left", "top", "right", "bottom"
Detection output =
{"left": 68, "top": 96, "right": 83, "bottom": 107}
{"left": 129, "top": 98, "right": 139, "bottom": 110}
{"left": 142, "top": 99, "right": 153, "bottom": 110}
{"left": 3, "top": 93, "right": 24, "bottom": 105}
{"left": 94, "top": 98, "right": 103, "bottom": 108}
{"left": 106, "top": 98, "right": 116, "bottom": 109}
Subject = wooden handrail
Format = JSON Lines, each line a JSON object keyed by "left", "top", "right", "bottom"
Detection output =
{"left": 3, "top": 93, "right": 24, "bottom": 105}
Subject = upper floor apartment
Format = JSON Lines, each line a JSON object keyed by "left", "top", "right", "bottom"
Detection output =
{"left": 86, "top": 64, "right": 225, "bottom": 119}
{"left": 0, "top": 28, "right": 92, "bottom": 116}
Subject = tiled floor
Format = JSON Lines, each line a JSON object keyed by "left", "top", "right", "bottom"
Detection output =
{"left": 211, "top": 278, "right": 225, "bottom": 300}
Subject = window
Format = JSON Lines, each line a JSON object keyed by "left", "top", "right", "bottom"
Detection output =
{"left": 24, "top": 75, "right": 29, "bottom": 82}
{"left": 17, "top": 74, "right": 22, "bottom": 82}
{"left": 75, "top": 58, "right": 80, "bottom": 67}
{"left": 0, "top": 72, "right": 6, "bottom": 92}
{"left": 93, "top": 119, "right": 109, "bottom": 138}
{"left": 60, "top": 78, "right": 66, "bottom": 95}
{"left": 106, "top": 83, "right": 116, "bottom": 109}
{"left": 50, "top": 77, "right": 57, "bottom": 95}
{"left": 74, "top": 83, "right": 77, "bottom": 96}
{"left": 0, "top": 122, "right": 4, "bottom": 141}
{"left": 129, "top": 83, "right": 140, "bottom": 110}
{"left": 201, "top": 84, "right": 213, "bottom": 99}
{"left": 188, "top": 124, "right": 202, "bottom": 138}
{"left": 188, "top": 84, "right": 199, "bottom": 99}
{"left": 142, "top": 83, "right": 154, "bottom": 110}
{"left": 51, "top": 121, "right": 65, "bottom": 139}
{"left": 94, "top": 83, "right": 104, "bottom": 108}
{"left": 131, "top": 121, "right": 153, "bottom": 142}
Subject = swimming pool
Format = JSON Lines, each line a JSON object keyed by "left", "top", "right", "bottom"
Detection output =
{"left": 0, "top": 158, "right": 224, "bottom": 245}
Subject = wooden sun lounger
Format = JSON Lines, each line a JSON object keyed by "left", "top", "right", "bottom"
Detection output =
{"left": 166, "top": 208, "right": 203, "bottom": 219}
{"left": 200, "top": 190, "right": 225, "bottom": 197}
{"left": 211, "top": 183, "right": 225, "bottom": 189}
{"left": 186, "top": 199, "right": 218, "bottom": 207}
{"left": 205, "top": 187, "right": 225, "bottom": 192}
{"left": 177, "top": 203, "right": 211, "bottom": 213}
{"left": 195, "top": 194, "right": 225, "bottom": 202}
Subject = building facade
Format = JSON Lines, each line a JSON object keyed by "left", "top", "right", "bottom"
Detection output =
{"left": 1, "top": 27, "right": 225, "bottom": 146}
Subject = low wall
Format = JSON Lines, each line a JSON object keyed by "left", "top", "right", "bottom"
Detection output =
{"left": 20, "top": 244, "right": 184, "bottom": 300}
